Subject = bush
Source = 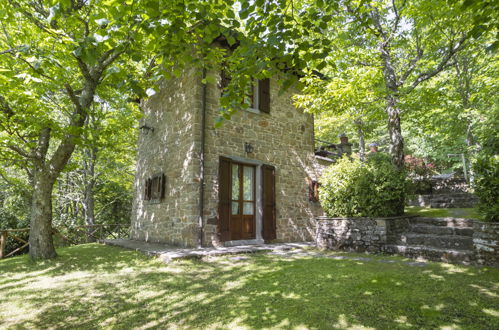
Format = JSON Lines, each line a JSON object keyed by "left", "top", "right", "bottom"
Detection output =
{"left": 473, "top": 152, "right": 498, "bottom": 222}
{"left": 471, "top": 113, "right": 498, "bottom": 222}
{"left": 319, "top": 154, "right": 406, "bottom": 217}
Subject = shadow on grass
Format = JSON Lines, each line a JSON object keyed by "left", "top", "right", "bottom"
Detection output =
{"left": 1, "top": 244, "right": 498, "bottom": 329}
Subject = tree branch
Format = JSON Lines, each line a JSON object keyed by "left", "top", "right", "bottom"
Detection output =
{"left": 408, "top": 33, "right": 469, "bottom": 91}
{"left": 0, "top": 48, "right": 17, "bottom": 55}
{"left": 398, "top": 40, "right": 424, "bottom": 87}
{"left": 65, "top": 83, "right": 83, "bottom": 113}
{"left": 6, "top": 144, "right": 34, "bottom": 159}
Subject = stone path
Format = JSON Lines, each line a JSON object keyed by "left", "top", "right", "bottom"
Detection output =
{"left": 102, "top": 239, "right": 314, "bottom": 262}
{"left": 102, "top": 239, "right": 430, "bottom": 267}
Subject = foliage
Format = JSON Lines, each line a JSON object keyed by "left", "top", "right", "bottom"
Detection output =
{"left": 291, "top": 0, "right": 476, "bottom": 169}
{"left": 473, "top": 154, "right": 499, "bottom": 222}
{"left": 0, "top": 174, "right": 31, "bottom": 256}
{"left": 472, "top": 114, "right": 499, "bottom": 222}
{"left": 401, "top": 44, "right": 498, "bottom": 176}
{"left": 295, "top": 67, "right": 385, "bottom": 157}
{"left": 1, "top": 244, "right": 498, "bottom": 329}
{"left": 320, "top": 154, "right": 406, "bottom": 217}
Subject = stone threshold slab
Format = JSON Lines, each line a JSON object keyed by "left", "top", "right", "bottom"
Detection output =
{"left": 101, "top": 239, "right": 314, "bottom": 262}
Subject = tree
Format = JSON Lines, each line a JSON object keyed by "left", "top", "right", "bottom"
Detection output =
{"left": 295, "top": 0, "right": 476, "bottom": 169}
{"left": 0, "top": 0, "right": 153, "bottom": 259}
{"left": 401, "top": 36, "right": 498, "bottom": 173}
{"left": 0, "top": 0, "right": 297, "bottom": 259}
{"left": 52, "top": 100, "right": 138, "bottom": 237}
{"left": 295, "top": 66, "right": 385, "bottom": 160}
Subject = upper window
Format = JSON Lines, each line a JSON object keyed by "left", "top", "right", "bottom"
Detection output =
{"left": 248, "top": 79, "right": 270, "bottom": 113}
{"left": 220, "top": 71, "right": 270, "bottom": 114}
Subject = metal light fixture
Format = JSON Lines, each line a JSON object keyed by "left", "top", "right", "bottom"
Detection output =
{"left": 244, "top": 142, "right": 254, "bottom": 153}
{"left": 139, "top": 124, "right": 154, "bottom": 135}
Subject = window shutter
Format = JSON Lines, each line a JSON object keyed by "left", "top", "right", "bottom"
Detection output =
{"left": 309, "top": 180, "right": 320, "bottom": 202}
{"left": 160, "top": 173, "right": 166, "bottom": 199}
{"left": 144, "top": 178, "right": 151, "bottom": 200}
{"left": 218, "top": 157, "right": 231, "bottom": 241}
{"left": 151, "top": 176, "right": 158, "bottom": 200}
{"left": 258, "top": 79, "right": 270, "bottom": 113}
{"left": 262, "top": 164, "right": 276, "bottom": 241}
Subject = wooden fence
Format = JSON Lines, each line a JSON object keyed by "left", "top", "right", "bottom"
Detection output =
{"left": 0, "top": 224, "right": 130, "bottom": 259}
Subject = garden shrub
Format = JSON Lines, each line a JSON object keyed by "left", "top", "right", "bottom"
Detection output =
{"left": 470, "top": 114, "right": 498, "bottom": 222}
{"left": 404, "top": 154, "right": 435, "bottom": 195}
{"left": 473, "top": 147, "right": 498, "bottom": 222}
{"left": 319, "top": 153, "right": 406, "bottom": 217}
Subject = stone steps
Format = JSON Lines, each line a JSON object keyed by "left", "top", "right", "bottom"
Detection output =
{"left": 396, "top": 233, "right": 473, "bottom": 250}
{"left": 410, "top": 224, "right": 474, "bottom": 236}
{"left": 387, "top": 217, "right": 476, "bottom": 264}
{"left": 407, "top": 192, "right": 478, "bottom": 208}
{"left": 409, "top": 217, "right": 474, "bottom": 228}
{"left": 384, "top": 244, "right": 474, "bottom": 264}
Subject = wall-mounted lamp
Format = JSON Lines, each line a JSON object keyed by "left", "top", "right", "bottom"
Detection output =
{"left": 244, "top": 142, "right": 254, "bottom": 153}
{"left": 139, "top": 124, "right": 154, "bottom": 135}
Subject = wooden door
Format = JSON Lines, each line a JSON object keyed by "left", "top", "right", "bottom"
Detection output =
{"left": 218, "top": 157, "right": 256, "bottom": 241}
{"left": 230, "top": 163, "right": 256, "bottom": 240}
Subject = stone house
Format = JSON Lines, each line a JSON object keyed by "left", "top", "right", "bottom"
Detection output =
{"left": 130, "top": 64, "right": 334, "bottom": 247}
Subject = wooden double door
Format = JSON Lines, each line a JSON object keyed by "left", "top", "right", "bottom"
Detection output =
{"left": 219, "top": 157, "right": 276, "bottom": 242}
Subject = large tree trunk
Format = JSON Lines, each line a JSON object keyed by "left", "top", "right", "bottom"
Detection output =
{"left": 29, "top": 171, "right": 57, "bottom": 259}
{"left": 386, "top": 94, "right": 405, "bottom": 169}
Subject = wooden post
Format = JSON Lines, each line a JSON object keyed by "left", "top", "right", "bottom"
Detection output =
{"left": 0, "top": 231, "right": 8, "bottom": 259}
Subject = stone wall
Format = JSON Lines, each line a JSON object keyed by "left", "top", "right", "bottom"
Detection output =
{"left": 130, "top": 69, "right": 202, "bottom": 247}
{"left": 315, "top": 216, "right": 407, "bottom": 252}
{"left": 473, "top": 221, "right": 499, "bottom": 267}
{"left": 318, "top": 216, "right": 499, "bottom": 267}
{"left": 202, "top": 73, "right": 324, "bottom": 245}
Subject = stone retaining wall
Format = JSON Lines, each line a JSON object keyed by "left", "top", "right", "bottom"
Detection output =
{"left": 315, "top": 216, "right": 414, "bottom": 252}
{"left": 317, "top": 216, "right": 499, "bottom": 267}
{"left": 473, "top": 221, "right": 499, "bottom": 267}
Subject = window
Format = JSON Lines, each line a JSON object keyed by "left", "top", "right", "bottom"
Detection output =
{"left": 220, "top": 70, "right": 270, "bottom": 113}
{"left": 144, "top": 173, "right": 165, "bottom": 202}
{"left": 248, "top": 79, "right": 270, "bottom": 113}
{"left": 309, "top": 180, "right": 320, "bottom": 202}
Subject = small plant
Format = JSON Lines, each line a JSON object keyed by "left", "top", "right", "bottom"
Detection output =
{"left": 404, "top": 155, "right": 436, "bottom": 195}
{"left": 320, "top": 154, "right": 406, "bottom": 217}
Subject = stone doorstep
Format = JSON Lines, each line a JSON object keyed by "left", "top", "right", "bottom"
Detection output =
{"left": 101, "top": 239, "right": 315, "bottom": 262}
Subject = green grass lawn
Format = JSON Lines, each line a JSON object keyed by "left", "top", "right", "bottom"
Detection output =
{"left": 1, "top": 244, "right": 498, "bottom": 329}
{"left": 405, "top": 206, "right": 481, "bottom": 219}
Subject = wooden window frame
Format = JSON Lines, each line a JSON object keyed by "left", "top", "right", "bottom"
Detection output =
{"left": 144, "top": 173, "right": 165, "bottom": 203}
{"left": 309, "top": 180, "right": 320, "bottom": 203}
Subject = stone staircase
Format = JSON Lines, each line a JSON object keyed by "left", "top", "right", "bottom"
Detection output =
{"left": 429, "top": 192, "right": 478, "bottom": 208}
{"left": 384, "top": 217, "right": 475, "bottom": 264}
{"left": 407, "top": 192, "right": 478, "bottom": 208}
